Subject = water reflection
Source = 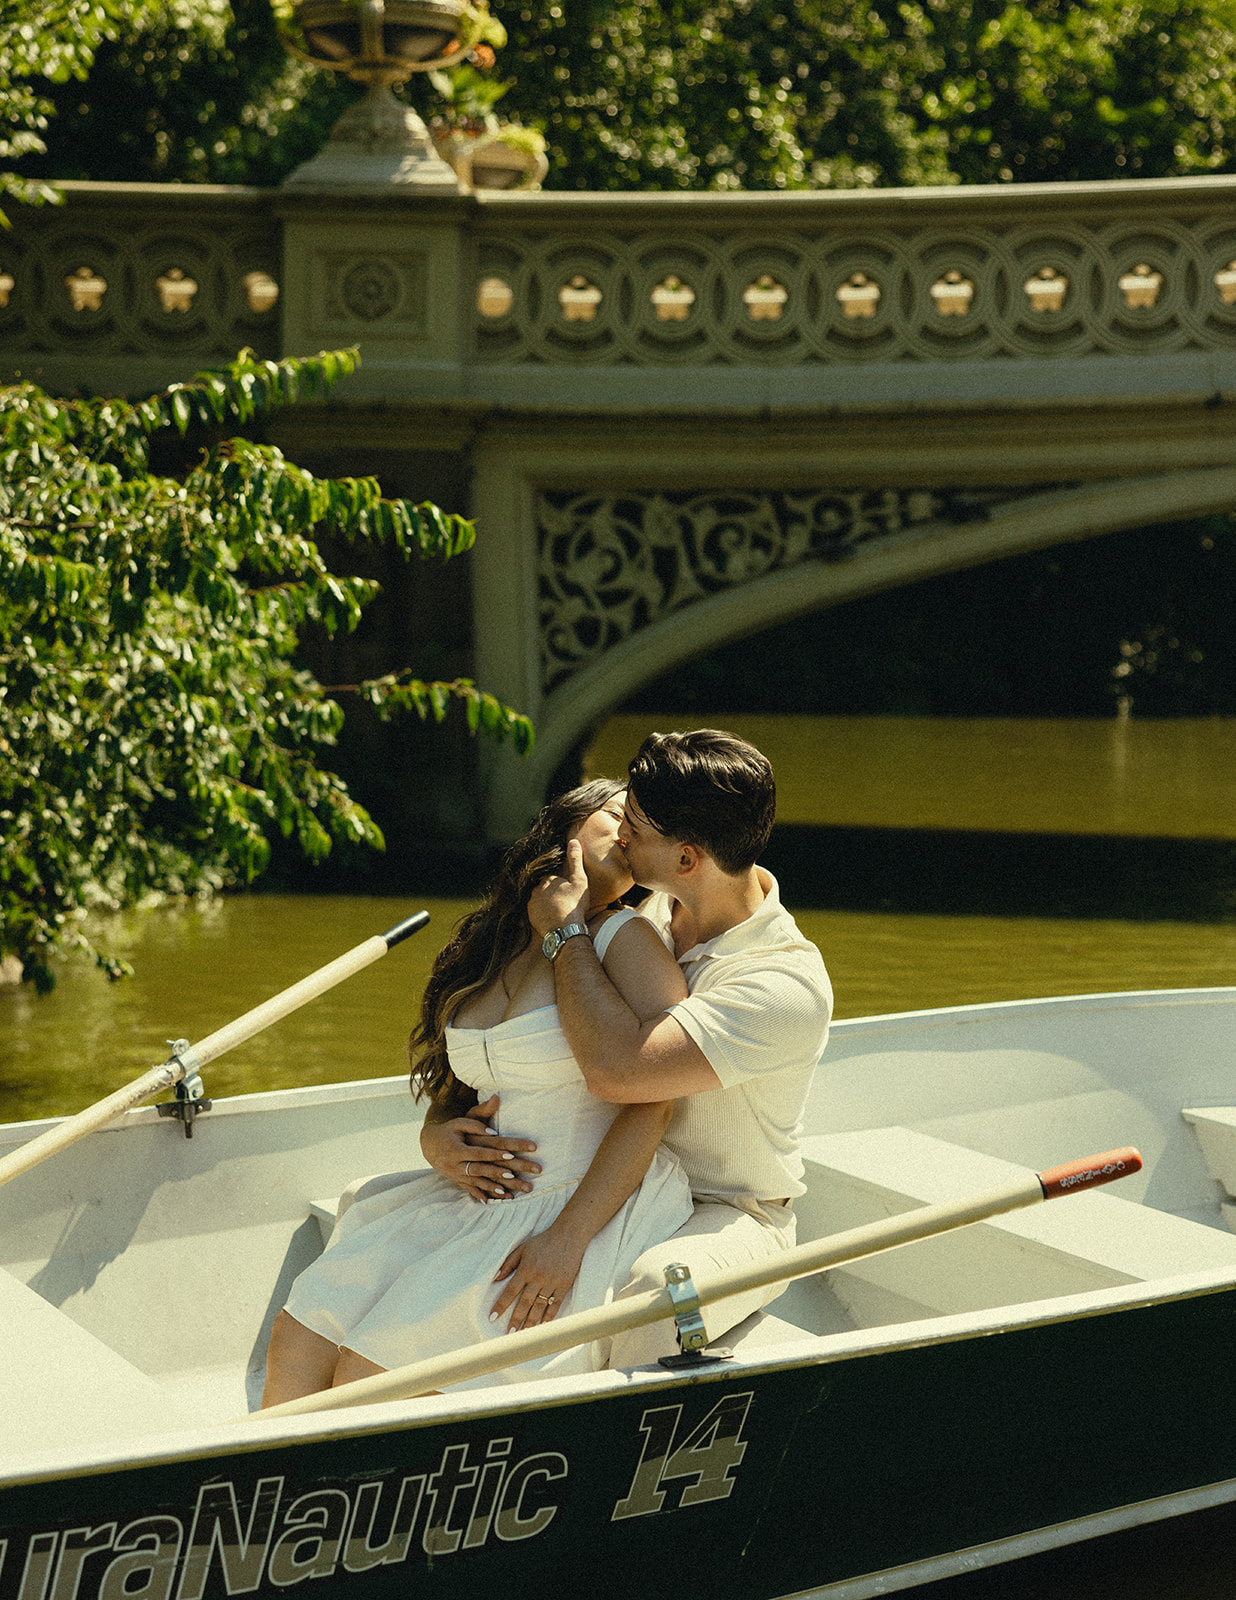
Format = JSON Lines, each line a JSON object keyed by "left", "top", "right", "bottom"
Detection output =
{"left": 587, "top": 714, "right": 1236, "bottom": 837}
{"left": 589, "top": 713, "right": 1236, "bottom": 919}
{"left": 3, "top": 892, "right": 1235, "bottom": 1125}
{"left": 4, "top": 715, "right": 1235, "bottom": 1125}
{"left": 766, "top": 827, "right": 1236, "bottom": 920}
{"left": 0, "top": 896, "right": 459, "bottom": 1124}
{"left": 815, "top": 906, "right": 1236, "bottom": 1020}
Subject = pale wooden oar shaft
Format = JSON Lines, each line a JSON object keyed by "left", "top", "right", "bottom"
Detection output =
{"left": 258, "top": 1145, "right": 1142, "bottom": 1420}
{"left": 178, "top": 936, "right": 388, "bottom": 1076}
{"left": 0, "top": 1061, "right": 184, "bottom": 1191}
{"left": 0, "top": 911, "right": 429, "bottom": 1192}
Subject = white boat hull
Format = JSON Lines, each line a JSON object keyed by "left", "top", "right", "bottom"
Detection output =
{"left": 2, "top": 987, "right": 1235, "bottom": 1597}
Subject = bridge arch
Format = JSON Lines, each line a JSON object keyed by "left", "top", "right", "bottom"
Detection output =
{"left": 474, "top": 455, "right": 1236, "bottom": 838}
{"left": 10, "top": 178, "right": 1236, "bottom": 847}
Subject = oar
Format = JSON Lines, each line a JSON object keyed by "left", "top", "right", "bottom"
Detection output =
{"left": 0, "top": 910, "right": 430, "bottom": 1192}
{"left": 256, "top": 1144, "right": 1142, "bottom": 1419}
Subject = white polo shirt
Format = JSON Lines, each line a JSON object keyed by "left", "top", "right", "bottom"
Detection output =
{"left": 640, "top": 870, "right": 832, "bottom": 1204}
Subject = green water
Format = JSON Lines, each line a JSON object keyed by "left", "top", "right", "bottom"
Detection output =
{"left": 3, "top": 715, "right": 1235, "bottom": 1124}
{"left": 588, "top": 714, "right": 1236, "bottom": 837}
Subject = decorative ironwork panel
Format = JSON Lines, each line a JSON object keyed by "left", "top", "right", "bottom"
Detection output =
{"left": 538, "top": 487, "right": 1032, "bottom": 691}
{"left": 476, "top": 212, "right": 1236, "bottom": 366}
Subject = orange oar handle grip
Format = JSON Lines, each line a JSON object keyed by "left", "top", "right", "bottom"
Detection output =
{"left": 1038, "top": 1147, "right": 1143, "bottom": 1200}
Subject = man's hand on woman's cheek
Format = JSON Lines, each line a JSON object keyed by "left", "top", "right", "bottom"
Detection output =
{"left": 527, "top": 838, "right": 591, "bottom": 935}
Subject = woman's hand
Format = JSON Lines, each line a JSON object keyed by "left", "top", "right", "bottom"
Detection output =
{"left": 419, "top": 1093, "right": 541, "bottom": 1203}
{"left": 489, "top": 1225, "right": 586, "bottom": 1331}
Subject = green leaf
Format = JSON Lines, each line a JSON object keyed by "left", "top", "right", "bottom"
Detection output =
{"left": 0, "top": 346, "right": 528, "bottom": 990}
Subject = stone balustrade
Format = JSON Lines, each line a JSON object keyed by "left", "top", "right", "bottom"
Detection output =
{"left": 471, "top": 184, "right": 1236, "bottom": 372}
{"left": 0, "top": 184, "right": 281, "bottom": 394}
{"left": 5, "top": 175, "right": 1236, "bottom": 412}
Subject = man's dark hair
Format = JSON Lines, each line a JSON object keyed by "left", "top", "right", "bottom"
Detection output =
{"left": 627, "top": 729, "right": 776, "bottom": 875}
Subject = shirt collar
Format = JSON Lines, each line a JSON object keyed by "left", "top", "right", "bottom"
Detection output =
{"left": 671, "top": 867, "right": 783, "bottom": 964}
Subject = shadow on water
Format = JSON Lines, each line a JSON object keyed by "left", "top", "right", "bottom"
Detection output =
{"left": 764, "top": 825, "right": 1236, "bottom": 922}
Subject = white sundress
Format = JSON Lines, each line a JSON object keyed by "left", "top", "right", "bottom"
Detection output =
{"left": 281, "top": 908, "right": 692, "bottom": 1386}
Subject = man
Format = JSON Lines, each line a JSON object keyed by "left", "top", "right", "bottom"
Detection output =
{"left": 526, "top": 727, "right": 832, "bottom": 1363}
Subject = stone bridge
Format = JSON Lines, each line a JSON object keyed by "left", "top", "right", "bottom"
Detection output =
{"left": 6, "top": 174, "right": 1236, "bottom": 836}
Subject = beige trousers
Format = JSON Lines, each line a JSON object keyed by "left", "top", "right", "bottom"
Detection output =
{"left": 601, "top": 1198, "right": 797, "bottom": 1369}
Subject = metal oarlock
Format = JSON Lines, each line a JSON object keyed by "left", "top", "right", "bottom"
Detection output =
{"left": 155, "top": 1039, "right": 213, "bottom": 1139}
{"left": 0, "top": 912, "right": 431, "bottom": 1190}
{"left": 657, "top": 1263, "right": 733, "bottom": 1371}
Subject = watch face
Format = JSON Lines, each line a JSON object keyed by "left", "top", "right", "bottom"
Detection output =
{"left": 543, "top": 925, "right": 584, "bottom": 960}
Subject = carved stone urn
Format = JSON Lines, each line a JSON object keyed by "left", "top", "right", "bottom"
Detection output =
{"left": 281, "top": 0, "right": 471, "bottom": 191}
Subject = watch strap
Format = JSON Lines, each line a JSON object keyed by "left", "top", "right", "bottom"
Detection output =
{"left": 542, "top": 923, "right": 589, "bottom": 961}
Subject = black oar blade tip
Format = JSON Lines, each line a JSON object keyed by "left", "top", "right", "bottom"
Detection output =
{"left": 382, "top": 910, "right": 431, "bottom": 949}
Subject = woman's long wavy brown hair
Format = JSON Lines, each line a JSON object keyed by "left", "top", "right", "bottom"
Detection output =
{"left": 408, "top": 778, "right": 627, "bottom": 1110}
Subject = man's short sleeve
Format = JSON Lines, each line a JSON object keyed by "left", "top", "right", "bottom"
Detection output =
{"left": 666, "top": 955, "right": 832, "bottom": 1089}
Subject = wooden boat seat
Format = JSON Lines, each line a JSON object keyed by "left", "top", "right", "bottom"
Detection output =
{"left": 310, "top": 1129, "right": 1236, "bottom": 1346}
{"left": 0, "top": 1264, "right": 199, "bottom": 1456}
{"left": 1182, "top": 1108, "right": 1236, "bottom": 1233}
{"left": 782, "top": 1126, "right": 1236, "bottom": 1332}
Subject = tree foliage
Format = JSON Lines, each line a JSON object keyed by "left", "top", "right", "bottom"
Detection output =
{"left": 0, "top": 0, "right": 226, "bottom": 214}
{"left": 495, "top": 0, "right": 1236, "bottom": 190}
{"left": 0, "top": 348, "right": 532, "bottom": 990}
{"left": 914, "top": 0, "right": 1236, "bottom": 184}
{"left": 1, "top": 0, "right": 353, "bottom": 189}
{"left": 494, "top": 0, "right": 954, "bottom": 191}
{"left": 10, "top": 0, "right": 1236, "bottom": 192}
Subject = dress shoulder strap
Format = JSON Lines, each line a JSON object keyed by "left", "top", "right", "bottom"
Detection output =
{"left": 592, "top": 906, "right": 640, "bottom": 963}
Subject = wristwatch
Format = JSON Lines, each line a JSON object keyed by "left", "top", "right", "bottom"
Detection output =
{"left": 542, "top": 923, "right": 590, "bottom": 961}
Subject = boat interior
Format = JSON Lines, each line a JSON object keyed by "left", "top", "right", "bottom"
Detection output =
{"left": 1, "top": 988, "right": 1234, "bottom": 1468}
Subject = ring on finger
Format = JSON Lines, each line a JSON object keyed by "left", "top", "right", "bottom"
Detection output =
{"left": 465, "top": 1161, "right": 475, "bottom": 1177}
{"left": 535, "top": 1293, "right": 556, "bottom": 1305}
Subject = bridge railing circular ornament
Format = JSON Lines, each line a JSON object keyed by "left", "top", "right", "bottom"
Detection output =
{"left": 474, "top": 207, "right": 1236, "bottom": 367}
{"left": 0, "top": 213, "right": 281, "bottom": 362}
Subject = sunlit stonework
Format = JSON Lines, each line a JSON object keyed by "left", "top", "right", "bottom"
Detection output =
{"left": 66, "top": 266, "right": 108, "bottom": 312}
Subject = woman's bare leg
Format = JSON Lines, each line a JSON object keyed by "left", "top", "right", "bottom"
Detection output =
{"left": 332, "top": 1347, "right": 387, "bottom": 1387}
{"left": 333, "top": 1347, "right": 440, "bottom": 1396}
{"left": 261, "top": 1310, "right": 341, "bottom": 1407}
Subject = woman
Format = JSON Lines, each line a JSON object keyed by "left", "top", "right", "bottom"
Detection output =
{"left": 261, "top": 780, "right": 691, "bottom": 1405}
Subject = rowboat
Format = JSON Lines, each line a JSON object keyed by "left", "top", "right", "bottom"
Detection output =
{"left": 1, "top": 947, "right": 1235, "bottom": 1599}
